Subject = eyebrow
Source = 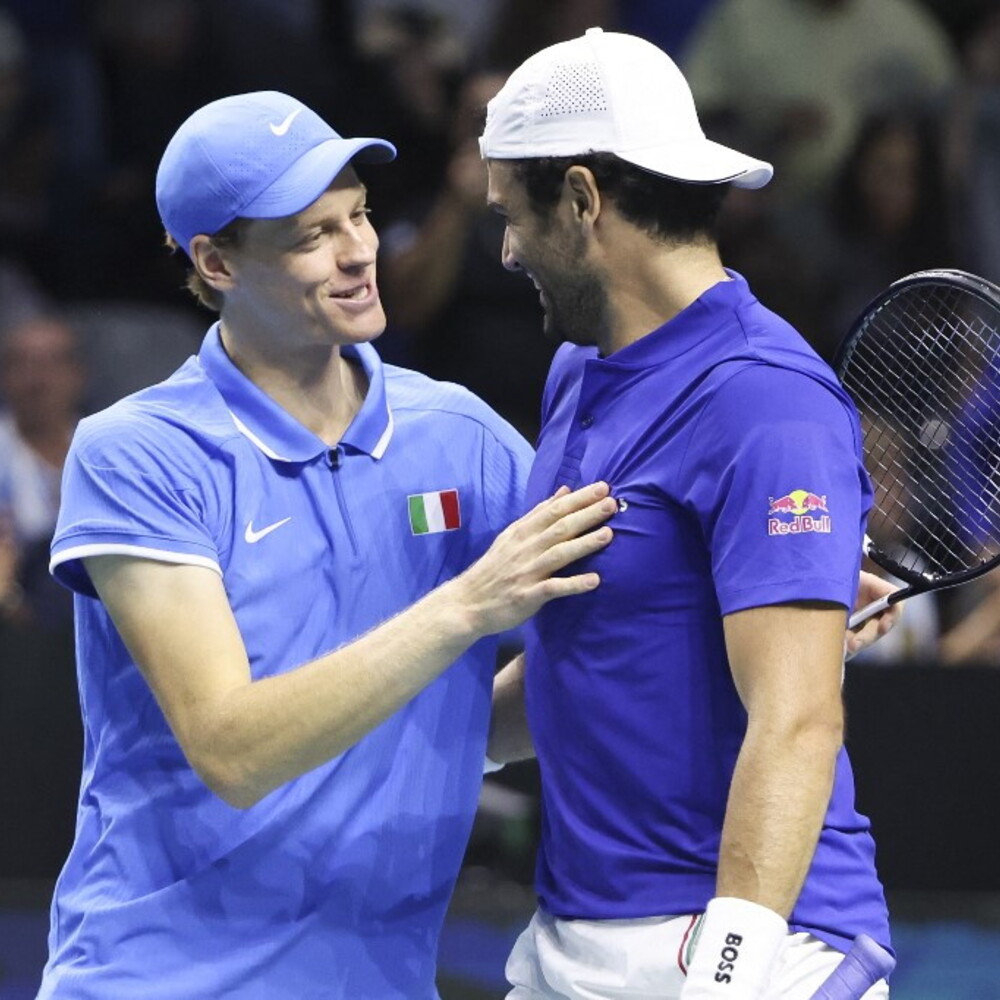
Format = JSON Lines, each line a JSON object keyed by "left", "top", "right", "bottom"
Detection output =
{"left": 292, "top": 185, "right": 371, "bottom": 231}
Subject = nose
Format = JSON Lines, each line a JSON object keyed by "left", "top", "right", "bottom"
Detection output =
{"left": 339, "top": 226, "right": 378, "bottom": 271}
{"left": 501, "top": 227, "right": 520, "bottom": 272}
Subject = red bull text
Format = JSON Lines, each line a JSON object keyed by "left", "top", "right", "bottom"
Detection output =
{"left": 767, "top": 488, "right": 831, "bottom": 535}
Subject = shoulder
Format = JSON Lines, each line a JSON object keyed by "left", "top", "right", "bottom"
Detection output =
{"left": 70, "top": 358, "right": 238, "bottom": 478}
{"left": 704, "top": 361, "right": 857, "bottom": 431}
{"left": 383, "top": 362, "right": 533, "bottom": 458}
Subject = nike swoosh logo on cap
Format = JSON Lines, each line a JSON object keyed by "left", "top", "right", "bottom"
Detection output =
{"left": 244, "top": 517, "right": 292, "bottom": 543}
{"left": 269, "top": 108, "right": 303, "bottom": 136}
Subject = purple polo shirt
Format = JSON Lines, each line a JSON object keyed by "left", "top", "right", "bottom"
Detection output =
{"left": 523, "top": 273, "right": 890, "bottom": 954}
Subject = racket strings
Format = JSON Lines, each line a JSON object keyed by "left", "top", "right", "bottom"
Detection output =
{"left": 840, "top": 281, "right": 1000, "bottom": 583}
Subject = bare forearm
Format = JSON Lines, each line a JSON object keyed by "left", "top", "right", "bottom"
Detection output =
{"left": 201, "top": 579, "right": 481, "bottom": 806}
{"left": 488, "top": 653, "right": 535, "bottom": 763}
{"left": 92, "top": 482, "right": 615, "bottom": 809}
{"left": 716, "top": 718, "right": 842, "bottom": 916}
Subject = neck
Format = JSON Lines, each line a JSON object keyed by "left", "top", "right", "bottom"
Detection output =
{"left": 218, "top": 322, "right": 368, "bottom": 446}
{"left": 600, "top": 237, "right": 728, "bottom": 355}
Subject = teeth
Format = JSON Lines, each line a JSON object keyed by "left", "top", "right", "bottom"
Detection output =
{"left": 334, "top": 285, "right": 367, "bottom": 300}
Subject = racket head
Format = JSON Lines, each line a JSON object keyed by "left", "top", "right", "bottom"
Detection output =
{"left": 834, "top": 269, "right": 1000, "bottom": 590}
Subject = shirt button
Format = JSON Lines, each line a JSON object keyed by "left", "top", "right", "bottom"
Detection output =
{"left": 581, "top": 414, "right": 594, "bottom": 428}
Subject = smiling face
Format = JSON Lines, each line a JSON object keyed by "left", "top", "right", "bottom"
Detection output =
{"left": 209, "top": 165, "right": 386, "bottom": 350}
{"left": 486, "top": 160, "right": 608, "bottom": 347}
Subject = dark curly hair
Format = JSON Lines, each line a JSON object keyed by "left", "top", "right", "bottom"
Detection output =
{"left": 509, "top": 152, "right": 729, "bottom": 244}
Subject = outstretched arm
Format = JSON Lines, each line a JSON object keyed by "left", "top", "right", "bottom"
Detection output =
{"left": 88, "top": 482, "right": 615, "bottom": 808}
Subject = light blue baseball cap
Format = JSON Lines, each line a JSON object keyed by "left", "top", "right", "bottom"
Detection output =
{"left": 156, "top": 91, "right": 396, "bottom": 256}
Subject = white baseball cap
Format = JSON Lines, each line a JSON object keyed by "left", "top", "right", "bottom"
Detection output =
{"left": 479, "top": 28, "right": 772, "bottom": 189}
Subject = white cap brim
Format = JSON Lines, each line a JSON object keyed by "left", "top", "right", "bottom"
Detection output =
{"left": 619, "top": 138, "right": 773, "bottom": 189}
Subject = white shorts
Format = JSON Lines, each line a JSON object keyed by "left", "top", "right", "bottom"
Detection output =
{"left": 505, "top": 909, "right": 890, "bottom": 1000}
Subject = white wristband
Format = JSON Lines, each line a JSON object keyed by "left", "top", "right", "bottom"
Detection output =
{"left": 681, "top": 897, "right": 787, "bottom": 999}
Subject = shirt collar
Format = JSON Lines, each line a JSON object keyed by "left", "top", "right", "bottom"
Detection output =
{"left": 197, "top": 322, "right": 394, "bottom": 462}
{"left": 597, "top": 270, "right": 755, "bottom": 369}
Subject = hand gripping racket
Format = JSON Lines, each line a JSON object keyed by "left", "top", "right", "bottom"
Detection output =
{"left": 809, "top": 934, "right": 896, "bottom": 999}
{"left": 834, "top": 269, "right": 1000, "bottom": 628}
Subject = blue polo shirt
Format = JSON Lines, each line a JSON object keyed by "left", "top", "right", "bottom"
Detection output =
{"left": 42, "top": 325, "right": 532, "bottom": 1000}
{"left": 523, "top": 274, "right": 890, "bottom": 954}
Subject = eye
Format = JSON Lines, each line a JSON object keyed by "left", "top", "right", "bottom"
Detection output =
{"left": 351, "top": 207, "right": 372, "bottom": 225}
{"left": 292, "top": 228, "right": 327, "bottom": 251}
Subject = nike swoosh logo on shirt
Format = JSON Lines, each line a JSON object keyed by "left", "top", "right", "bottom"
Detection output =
{"left": 269, "top": 108, "right": 303, "bottom": 136}
{"left": 244, "top": 517, "right": 292, "bottom": 543}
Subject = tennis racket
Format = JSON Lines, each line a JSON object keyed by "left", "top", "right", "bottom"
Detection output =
{"left": 834, "top": 269, "right": 1000, "bottom": 629}
{"left": 809, "top": 934, "right": 895, "bottom": 999}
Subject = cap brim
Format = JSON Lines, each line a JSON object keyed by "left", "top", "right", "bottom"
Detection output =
{"left": 620, "top": 138, "right": 772, "bottom": 189}
{"left": 241, "top": 137, "right": 397, "bottom": 219}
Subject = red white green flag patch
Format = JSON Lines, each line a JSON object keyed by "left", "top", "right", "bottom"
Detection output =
{"left": 408, "top": 489, "right": 461, "bottom": 535}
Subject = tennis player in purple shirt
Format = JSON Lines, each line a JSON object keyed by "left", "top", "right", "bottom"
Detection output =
{"left": 483, "top": 29, "right": 896, "bottom": 1000}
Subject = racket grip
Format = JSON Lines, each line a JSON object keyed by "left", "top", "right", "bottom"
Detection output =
{"left": 809, "top": 934, "right": 896, "bottom": 1000}
{"left": 848, "top": 594, "right": 892, "bottom": 630}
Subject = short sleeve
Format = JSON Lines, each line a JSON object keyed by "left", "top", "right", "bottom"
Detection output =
{"left": 51, "top": 413, "right": 222, "bottom": 597}
{"left": 681, "top": 364, "right": 872, "bottom": 615}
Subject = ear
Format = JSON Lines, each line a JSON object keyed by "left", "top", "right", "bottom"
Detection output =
{"left": 563, "top": 166, "right": 601, "bottom": 231}
{"left": 190, "top": 235, "right": 237, "bottom": 294}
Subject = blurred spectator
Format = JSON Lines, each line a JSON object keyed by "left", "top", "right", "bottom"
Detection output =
{"left": 939, "top": 575, "right": 1000, "bottom": 665}
{"left": 0, "top": 255, "right": 47, "bottom": 331}
{"left": 86, "top": 0, "right": 223, "bottom": 302}
{"left": 210, "top": 0, "right": 343, "bottom": 108}
{"left": 379, "top": 70, "right": 555, "bottom": 439}
{"left": 943, "top": 5, "right": 1000, "bottom": 285}
{"left": 713, "top": 138, "right": 827, "bottom": 352}
{"left": 65, "top": 299, "right": 202, "bottom": 411}
{"left": 0, "top": 9, "right": 56, "bottom": 262}
{"left": 487, "top": 0, "right": 614, "bottom": 69}
{"left": 683, "top": 0, "right": 957, "bottom": 204}
{"left": 0, "top": 1, "right": 105, "bottom": 298}
{"left": 335, "top": 4, "right": 468, "bottom": 222}
{"left": 0, "top": 316, "right": 85, "bottom": 630}
{"left": 350, "top": 0, "right": 504, "bottom": 66}
{"left": 799, "top": 109, "right": 957, "bottom": 358}
{"left": 616, "top": 0, "right": 720, "bottom": 59}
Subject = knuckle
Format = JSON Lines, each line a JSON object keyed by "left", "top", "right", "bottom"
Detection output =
{"left": 546, "top": 517, "right": 568, "bottom": 542}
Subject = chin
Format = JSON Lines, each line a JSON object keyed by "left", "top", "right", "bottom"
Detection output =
{"left": 329, "top": 308, "right": 388, "bottom": 345}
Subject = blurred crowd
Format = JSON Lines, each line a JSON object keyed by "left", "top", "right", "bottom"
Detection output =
{"left": 1, "top": 0, "right": 1000, "bottom": 875}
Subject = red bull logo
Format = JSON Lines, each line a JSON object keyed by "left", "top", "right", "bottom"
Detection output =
{"left": 767, "top": 488, "right": 831, "bottom": 536}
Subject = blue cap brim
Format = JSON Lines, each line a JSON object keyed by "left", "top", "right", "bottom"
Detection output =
{"left": 240, "top": 137, "right": 396, "bottom": 220}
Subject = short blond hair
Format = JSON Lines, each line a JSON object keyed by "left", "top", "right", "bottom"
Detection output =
{"left": 164, "top": 218, "right": 252, "bottom": 312}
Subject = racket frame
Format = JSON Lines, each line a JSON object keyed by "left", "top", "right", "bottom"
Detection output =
{"left": 834, "top": 268, "right": 1000, "bottom": 625}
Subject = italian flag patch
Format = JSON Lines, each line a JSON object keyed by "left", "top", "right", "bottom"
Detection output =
{"left": 408, "top": 489, "right": 461, "bottom": 535}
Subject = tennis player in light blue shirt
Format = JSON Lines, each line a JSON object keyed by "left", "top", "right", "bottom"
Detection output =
{"left": 40, "top": 91, "right": 617, "bottom": 999}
